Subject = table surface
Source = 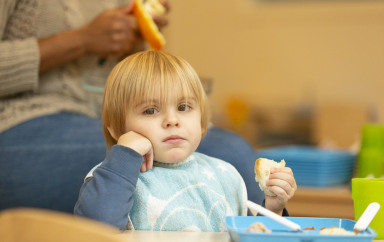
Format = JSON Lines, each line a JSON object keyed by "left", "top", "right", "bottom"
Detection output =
{"left": 117, "top": 231, "right": 230, "bottom": 242}
{"left": 117, "top": 231, "right": 384, "bottom": 242}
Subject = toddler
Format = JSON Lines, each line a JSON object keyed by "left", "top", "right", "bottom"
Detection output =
{"left": 74, "top": 50, "right": 296, "bottom": 231}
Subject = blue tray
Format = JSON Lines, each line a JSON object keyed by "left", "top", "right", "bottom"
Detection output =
{"left": 225, "top": 216, "right": 377, "bottom": 242}
{"left": 255, "top": 145, "right": 356, "bottom": 187}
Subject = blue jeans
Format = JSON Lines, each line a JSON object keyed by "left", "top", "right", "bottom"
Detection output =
{"left": 0, "top": 112, "right": 106, "bottom": 213}
{"left": 0, "top": 112, "right": 263, "bottom": 214}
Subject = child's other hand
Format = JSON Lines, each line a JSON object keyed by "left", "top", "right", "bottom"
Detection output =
{"left": 265, "top": 167, "right": 297, "bottom": 215}
{"left": 117, "top": 131, "right": 154, "bottom": 172}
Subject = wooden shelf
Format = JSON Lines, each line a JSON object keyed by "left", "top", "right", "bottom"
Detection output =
{"left": 286, "top": 186, "right": 355, "bottom": 219}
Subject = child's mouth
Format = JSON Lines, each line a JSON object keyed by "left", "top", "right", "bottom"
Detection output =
{"left": 163, "top": 135, "right": 185, "bottom": 144}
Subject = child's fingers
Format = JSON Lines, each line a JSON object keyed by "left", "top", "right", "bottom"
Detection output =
{"left": 269, "top": 171, "right": 296, "bottom": 188}
{"left": 145, "top": 148, "right": 154, "bottom": 170}
{"left": 140, "top": 162, "right": 147, "bottom": 172}
{"left": 271, "top": 167, "right": 293, "bottom": 175}
{"left": 267, "top": 179, "right": 293, "bottom": 196}
{"left": 267, "top": 185, "right": 286, "bottom": 198}
{"left": 141, "top": 148, "right": 154, "bottom": 172}
{"left": 267, "top": 172, "right": 297, "bottom": 199}
{"left": 270, "top": 167, "right": 296, "bottom": 187}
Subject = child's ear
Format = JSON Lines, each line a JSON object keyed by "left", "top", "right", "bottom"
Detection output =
{"left": 107, "top": 126, "right": 118, "bottom": 141}
{"left": 201, "top": 126, "right": 207, "bottom": 137}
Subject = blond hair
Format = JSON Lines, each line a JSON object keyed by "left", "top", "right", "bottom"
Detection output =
{"left": 102, "top": 50, "right": 210, "bottom": 150}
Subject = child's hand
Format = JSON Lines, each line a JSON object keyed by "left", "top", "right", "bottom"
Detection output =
{"left": 264, "top": 167, "right": 297, "bottom": 215}
{"left": 117, "top": 131, "right": 154, "bottom": 172}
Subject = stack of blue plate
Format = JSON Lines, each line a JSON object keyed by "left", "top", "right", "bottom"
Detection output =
{"left": 255, "top": 145, "right": 356, "bottom": 187}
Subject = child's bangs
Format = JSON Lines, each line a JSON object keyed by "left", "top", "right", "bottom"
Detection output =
{"left": 164, "top": 71, "right": 199, "bottom": 102}
{"left": 162, "top": 59, "right": 203, "bottom": 104}
{"left": 129, "top": 58, "right": 202, "bottom": 107}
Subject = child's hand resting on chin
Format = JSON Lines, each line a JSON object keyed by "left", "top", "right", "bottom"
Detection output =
{"left": 116, "top": 131, "right": 154, "bottom": 172}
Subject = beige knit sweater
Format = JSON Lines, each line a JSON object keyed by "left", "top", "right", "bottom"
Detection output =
{"left": 0, "top": 0, "right": 129, "bottom": 132}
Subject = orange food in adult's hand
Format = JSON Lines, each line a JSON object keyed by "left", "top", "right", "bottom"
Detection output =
{"left": 132, "top": 0, "right": 166, "bottom": 50}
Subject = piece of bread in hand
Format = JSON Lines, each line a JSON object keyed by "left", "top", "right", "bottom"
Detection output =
{"left": 254, "top": 158, "right": 286, "bottom": 196}
{"left": 132, "top": 0, "right": 166, "bottom": 50}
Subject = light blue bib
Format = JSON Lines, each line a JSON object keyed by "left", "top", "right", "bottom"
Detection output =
{"left": 128, "top": 152, "right": 247, "bottom": 231}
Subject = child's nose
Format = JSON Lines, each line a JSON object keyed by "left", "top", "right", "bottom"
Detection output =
{"left": 163, "top": 111, "right": 179, "bottom": 128}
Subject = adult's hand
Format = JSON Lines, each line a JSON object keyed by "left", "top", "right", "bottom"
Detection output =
{"left": 152, "top": 0, "right": 170, "bottom": 30}
{"left": 38, "top": 4, "right": 143, "bottom": 73}
{"left": 80, "top": 5, "right": 142, "bottom": 59}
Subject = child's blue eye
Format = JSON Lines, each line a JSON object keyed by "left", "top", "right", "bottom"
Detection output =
{"left": 143, "top": 108, "right": 158, "bottom": 115}
{"left": 178, "top": 104, "right": 191, "bottom": 112}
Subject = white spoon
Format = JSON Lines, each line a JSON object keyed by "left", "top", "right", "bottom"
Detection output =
{"left": 353, "top": 202, "right": 380, "bottom": 233}
{"left": 246, "top": 200, "right": 302, "bottom": 232}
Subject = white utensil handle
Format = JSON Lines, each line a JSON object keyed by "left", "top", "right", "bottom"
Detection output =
{"left": 246, "top": 200, "right": 301, "bottom": 231}
{"left": 354, "top": 202, "right": 380, "bottom": 232}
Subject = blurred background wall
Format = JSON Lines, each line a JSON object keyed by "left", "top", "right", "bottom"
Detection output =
{"left": 162, "top": 0, "right": 384, "bottom": 149}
